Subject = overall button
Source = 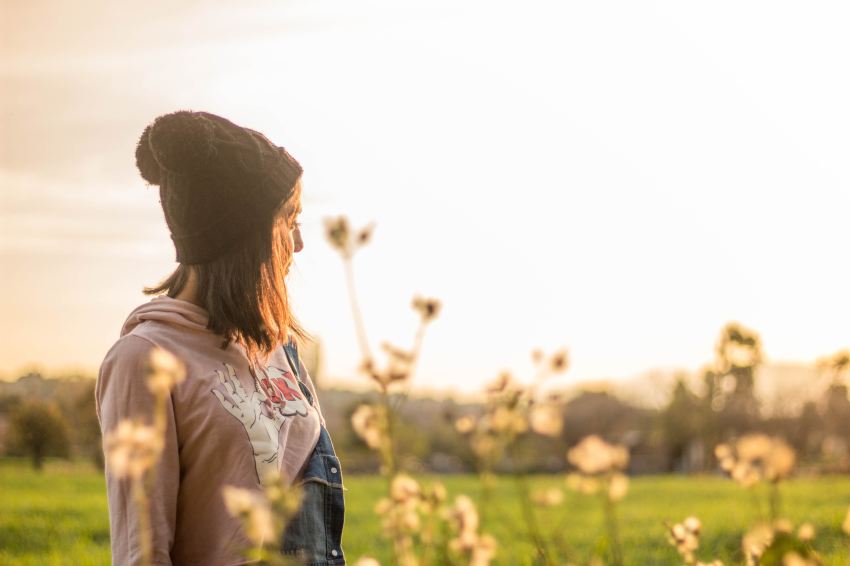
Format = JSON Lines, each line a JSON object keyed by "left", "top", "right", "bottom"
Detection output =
{"left": 330, "top": 467, "right": 338, "bottom": 474}
{"left": 331, "top": 549, "right": 338, "bottom": 557}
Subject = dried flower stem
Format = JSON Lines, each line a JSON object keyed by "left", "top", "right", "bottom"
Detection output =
{"left": 343, "top": 258, "right": 373, "bottom": 362}
{"left": 749, "top": 486, "right": 765, "bottom": 523}
{"left": 132, "top": 477, "right": 153, "bottom": 566}
{"left": 509, "top": 443, "right": 553, "bottom": 565}
{"left": 603, "top": 492, "right": 624, "bottom": 566}
{"left": 390, "top": 320, "right": 428, "bottom": 412}
{"left": 769, "top": 482, "right": 781, "bottom": 522}
{"left": 341, "top": 255, "right": 401, "bottom": 479}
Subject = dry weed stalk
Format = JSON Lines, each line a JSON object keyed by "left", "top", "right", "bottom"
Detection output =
{"left": 715, "top": 434, "right": 796, "bottom": 522}
{"left": 327, "top": 215, "right": 483, "bottom": 565}
{"left": 665, "top": 516, "right": 723, "bottom": 566}
{"left": 104, "top": 347, "right": 185, "bottom": 566}
{"left": 453, "top": 349, "right": 569, "bottom": 565}
{"left": 221, "top": 472, "right": 304, "bottom": 565}
{"left": 565, "top": 434, "right": 630, "bottom": 566}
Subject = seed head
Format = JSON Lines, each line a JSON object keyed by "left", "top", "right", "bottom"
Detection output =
{"left": 529, "top": 404, "right": 563, "bottom": 437}
{"left": 531, "top": 487, "right": 564, "bottom": 507}
{"left": 567, "top": 435, "right": 629, "bottom": 475}
{"left": 146, "top": 347, "right": 186, "bottom": 399}
{"left": 350, "top": 404, "right": 387, "bottom": 450}
{"left": 412, "top": 296, "right": 441, "bottom": 323}
{"left": 105, "top": 419, "right": 164, "bottom": 480}
{"left": 221, "top": 485, "right": 275, "bottom": 546}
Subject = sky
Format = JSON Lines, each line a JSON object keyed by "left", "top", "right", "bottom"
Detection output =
{"left": 2, "top": 0, "right": 849, "bottom": 394}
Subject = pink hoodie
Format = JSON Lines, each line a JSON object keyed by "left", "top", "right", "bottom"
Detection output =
{"left": 95, "top": 296, "right": 324, "bottom": 565}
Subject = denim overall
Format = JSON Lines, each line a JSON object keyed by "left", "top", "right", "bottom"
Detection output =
{"left": 280, "top": 341, "right": 346, "bottom": 565}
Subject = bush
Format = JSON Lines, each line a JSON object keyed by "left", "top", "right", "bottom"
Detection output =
{"left": 6, "top": 400, "right": 71, "bottom": 470}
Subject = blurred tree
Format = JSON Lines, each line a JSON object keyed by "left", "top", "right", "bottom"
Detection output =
{"left": 706, "top": 322, "right": 763, "bottom": 435}
{"left": 6, "top": 400, "right": 71, "bottom": 470}
{"left": 817, "top": 349, "right": 850, "bottom": 384}
{"left": 817, "top": 350, "right": 850, "bottom": 467}
{"left": 660, "top": 375, "right": 703, "bottom": 472}
{"left": 68, "top": 382, "right": 103, "bottom": 468}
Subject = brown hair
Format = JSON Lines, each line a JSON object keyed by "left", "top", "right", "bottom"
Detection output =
{"left": 144, "top": 181, "right": 306, "bottom": 364}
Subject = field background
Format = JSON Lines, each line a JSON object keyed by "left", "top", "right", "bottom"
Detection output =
{"left": 1, "top": 459, "right": 848, "bottom": 565}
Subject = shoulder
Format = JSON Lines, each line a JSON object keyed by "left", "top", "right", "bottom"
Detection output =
{"left": 100, "top": 334, "right": 158, "bottom": 374}
{"left": 96, "top": 335, "right": 161, "bottom": 399}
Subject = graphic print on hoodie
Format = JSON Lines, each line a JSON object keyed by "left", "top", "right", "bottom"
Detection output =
{"left": 211, "top": 362, "right": 312, "bottom": 484}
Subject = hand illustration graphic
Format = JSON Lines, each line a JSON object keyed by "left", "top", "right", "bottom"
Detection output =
{"left": 263, "top": 366, "right": 309, "bottom": 417}
{"left": 211, "top": 363, "right": 286, "bottom": 484}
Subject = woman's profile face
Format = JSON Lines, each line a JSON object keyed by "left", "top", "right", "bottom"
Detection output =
{"left": 286, "top": 192, "right": 304, "bottom": 254}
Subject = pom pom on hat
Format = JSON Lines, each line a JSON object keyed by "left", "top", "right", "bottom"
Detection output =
{"left": 135, "top": 110, "right": 217, "bottom": 184}
{"left": 135, "top": 124, "right": 162, "bottom": 185}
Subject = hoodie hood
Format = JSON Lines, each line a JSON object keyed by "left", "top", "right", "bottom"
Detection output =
{"left": 121, "top": 296, "right": 211, "bottom": 337}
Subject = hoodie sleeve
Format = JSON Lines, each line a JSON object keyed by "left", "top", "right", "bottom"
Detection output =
{"left": 95, "top": 335, "right": 180, "bottom": 566}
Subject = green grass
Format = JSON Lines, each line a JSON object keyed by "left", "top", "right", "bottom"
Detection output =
{"left": 1, "top": 458, "right": 848, "bottom": 565}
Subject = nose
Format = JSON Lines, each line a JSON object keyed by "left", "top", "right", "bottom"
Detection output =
{"left": 292, "top": 227, "right": 304, "bottom": 253}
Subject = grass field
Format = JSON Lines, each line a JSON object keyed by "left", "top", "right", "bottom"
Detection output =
{"left": 1, "top": 458, "right": 848, "bottom": 565}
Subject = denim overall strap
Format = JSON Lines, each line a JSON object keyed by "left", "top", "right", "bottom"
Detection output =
{"left": 283, "top": 340, "right": 315, "bottom": 406}
{"left": 280, "top": 341, "right": 346, "bottom": 565}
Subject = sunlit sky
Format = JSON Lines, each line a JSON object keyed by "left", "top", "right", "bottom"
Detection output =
{"left": 2, "top": 1, "right": 849, "bottom": 393}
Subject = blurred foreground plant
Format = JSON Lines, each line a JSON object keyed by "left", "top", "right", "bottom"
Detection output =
{"left": 712, "top": 434, "right": 826, "bottom": 565}
{"left": 454, "top": 350, "right": 569, "bottom": 565}
{"left": 566, "top": 435, "right": 630, "bottom": 566}
{"left": 221, "top": 474, "right": 303, "bottom": 565}
{"left": 665, "top": 516, "right": 722, "bottom": 566}
{"left": 715, "top": 434, "right": 796, "bottom": 521}
{"left": 103, "top": 347, "right": 185, "bottom": 566}
{"left": 326, "top": 215, "right": 488, "bottom": 566}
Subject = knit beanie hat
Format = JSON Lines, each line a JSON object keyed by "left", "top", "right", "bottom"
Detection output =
{"left": 135, "top": 110, "right": 303, "bottom": 264}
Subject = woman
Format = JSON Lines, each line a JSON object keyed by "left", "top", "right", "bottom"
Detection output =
{"left": 95, "top": 111, "right": 345, "bottom": 565}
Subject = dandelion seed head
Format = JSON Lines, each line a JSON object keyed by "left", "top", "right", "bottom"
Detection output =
{"left": 773, "top": 518, "right": 793, "bottom": 534}
{"left": 374, "top": 498, "right": 392, "bottom": 515}
{"left": 429, "top": 482, "right": 448, "bottom": 504}
{"left": 146, "top": 347, "right": 186, "bottom": 398}
{"left": 324, "top": 216, "right": 351, "bottom": 255}
{"left": 565, "top": 473, "right": 599, "bottom": 495}
{"left": 531, "top": 487, "right": 564, "bottom": 507}
{"left": 567, "top": 435, "right": 629, "bottom": 475}
{"left": 549, "top": 349, "right": 569, "bottom": 373}
{"left": 797, "top": 522, "right": 815, "bottom": 541}
{"left": 105, "top": 419, "right": 164, "bottom": 480}
{"left": 471, "top": 435, "right": 498, "bottom": 459}
{"left": 390, "top": 474, "right": 421, "bottom": 503}
{"left": 742, "top": 523, "right": 774, "bottom": 564}
{"left": 608, "top": 473, "right": 629, "bottom": 501}
{"left": 412, "top": 296, "right": 441, "bottom": 323}
{"left": 450, "top": 495, "right": 480, "bottom": 539}
{"left": 222, "top": 485, "right": 275, "bottom": 546}
{"left": 351, "top": 404, "right": 386, "bottom": 450}
{"left": 470, "top": 533, "right": 497, "bottom": 566}
{"left": 684, "top": 516, "right": 702, "bottom": 535}
{"left": 356, "top": 225, "right": 375, "bottom": 246}
{"left": 529, "top": 404, "right": 563, "bottom": 437}
{"left": 455, "top": 416, "right": 476, "bottom": 434}
{"left": 488, "top": 406, "right": 527, "bottom": 435}
{"left": 718, "top": 435, "right": 796, "bottom": 486}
